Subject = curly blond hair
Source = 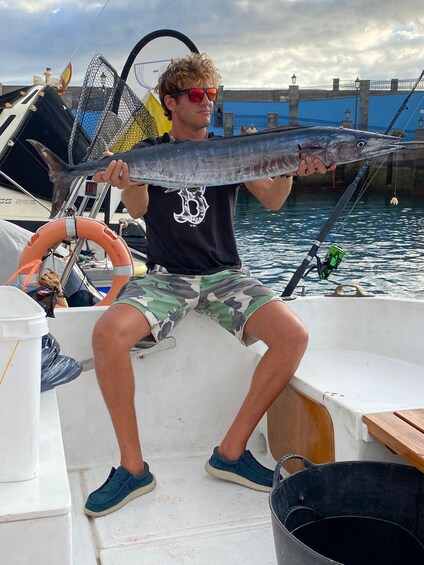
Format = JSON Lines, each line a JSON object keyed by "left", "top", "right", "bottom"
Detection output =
{"left": 156, "top": 53, "right": 221, "bottom": 120}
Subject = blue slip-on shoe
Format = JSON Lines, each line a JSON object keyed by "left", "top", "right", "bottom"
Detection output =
{"left": 84, "top": 463, "right": 156, "bottom": 517}
{"left": 205, "top": 446, "right": 273, "bottom": 492}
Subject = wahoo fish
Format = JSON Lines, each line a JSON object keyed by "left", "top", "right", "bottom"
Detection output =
{"left": 28, "top": 126, "right": 410, "bottom": 218}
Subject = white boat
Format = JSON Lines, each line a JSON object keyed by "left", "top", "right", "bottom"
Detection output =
{"left": 1, "top": 32, "right": 423, "bottom": 565}
{"left": 0, "top": 74, "right": 147, "bottom": 294}
{"left": 1, "top": 288, "right": 423, "bottom": 564}
{"left": 0, "top": 76, "right": 147, "bottom": 262}
{"left": 0, "top": 79, "right": 91, "bottom": 228}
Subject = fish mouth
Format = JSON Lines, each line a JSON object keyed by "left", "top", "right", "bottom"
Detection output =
{"left": 367, "top": 142, "right": 406, "bottom": 156}
{"left": 392, "top": 141, "right": 424, "bottom": 151}
{"left": 387, "top": 143, "right": 405, "bottom": 150}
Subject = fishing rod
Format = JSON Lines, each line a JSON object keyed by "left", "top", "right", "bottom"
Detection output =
{"left": 282, "top": 68, "right": 424, "bottom": 298}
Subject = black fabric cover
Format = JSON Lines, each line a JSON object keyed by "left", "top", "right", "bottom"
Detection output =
{"left": 0, "top": 86, "right": 90, "bottom": 200}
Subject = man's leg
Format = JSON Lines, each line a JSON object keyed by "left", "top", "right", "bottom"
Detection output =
{"left": 85, "top": 303, "right": 156, "bottom": 516}
{"left": 92, "top": 303, "right": 152, "bottom": 475}
{"left": 218, "top": 300, "right": 308, "bottom": 460}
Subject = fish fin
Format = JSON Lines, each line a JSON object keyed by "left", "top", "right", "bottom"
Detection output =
{"left": 27, "top": 139, "right": 74, "bottom": 218}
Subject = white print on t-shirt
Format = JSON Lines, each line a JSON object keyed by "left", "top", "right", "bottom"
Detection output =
{"left": 173, "top": 187, "right": 209, "bottom": 226}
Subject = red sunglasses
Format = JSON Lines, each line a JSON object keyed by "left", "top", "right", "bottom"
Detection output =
{"left": 173, "top": 87, "right": 218, "bottom": 103}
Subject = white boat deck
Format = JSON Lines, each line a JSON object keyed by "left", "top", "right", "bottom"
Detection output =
{"left": 70, "top": 455, "right": 276, "bottom": 564}
{"left": 2, "top": 295, "right": 424, "bottom": 564}
{"left": 47, "top": 307, "right": 279, "bottom": 564}
{"left": 65, "top": 298, "right": 424, "bottom": 563}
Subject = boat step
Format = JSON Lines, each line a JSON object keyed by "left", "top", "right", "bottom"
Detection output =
{"left": 0, "top": 390, "right": 72, "bottom": 565}
{"left": 363, "top": 409, "right": 424, "bottom": 472}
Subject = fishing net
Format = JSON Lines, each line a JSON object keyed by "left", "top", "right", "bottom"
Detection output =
{"left": 68, "top": 53, "right": 158, "bottom": 165}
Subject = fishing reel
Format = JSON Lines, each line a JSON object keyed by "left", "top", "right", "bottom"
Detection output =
{"left": 317, "top": 245, "right": 345, "bottom": 280}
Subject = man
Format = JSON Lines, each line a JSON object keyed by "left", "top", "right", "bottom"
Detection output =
{"left": 84, "top": 53, "right": 331, "bottom": 517}
{"left": 246, "top": 123, "right": 257, "bottom": 134}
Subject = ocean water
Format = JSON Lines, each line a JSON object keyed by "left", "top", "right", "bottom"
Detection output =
{"left": 235, "top": 188, "right": 424, "bottom": 298}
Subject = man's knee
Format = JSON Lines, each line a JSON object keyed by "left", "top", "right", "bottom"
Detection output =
{"left": 277, "top": 315, "right": 307, "bottom": 346}
{"left": 293, "top": 317, "right": 308, "bottom": 344}
{"left": 266, "top": 309, "right": 309, "bottom": 359}
{"left": 92, "top": 306, "right": 152, "bottom": 352}
{"left": 92, "top": 315, "right": 115, "bottom": 351}
{"left": 295, "top": 321, "right": 309, "bottom": 355}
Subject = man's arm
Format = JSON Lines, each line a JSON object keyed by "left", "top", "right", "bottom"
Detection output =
{"left": 245, "top": 156, "right": 333, "bottom": 211}
{"left": 121, "top": 181, "right": 149, "bottom": 218}
{"left": 245, "top": 175, "right": 293, "bottom": 211}
{"left": 93, "top": 157, "right": 149, "bottom": 218}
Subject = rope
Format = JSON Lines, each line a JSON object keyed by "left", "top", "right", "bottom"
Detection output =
{"left": 68, "top": 0, "right": 112, "bottom": 63}
{"left": 397, "top": 91, "right": 424, "bottom": 134}
{"left": 339, "top": 154, "right": 391, "bottom": 231}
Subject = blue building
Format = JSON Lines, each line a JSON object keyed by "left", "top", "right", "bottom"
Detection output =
{"left": 215, "top": 78, "right": 424, "bottom": 141}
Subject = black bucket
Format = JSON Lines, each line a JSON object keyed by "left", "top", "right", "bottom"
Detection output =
{"left": 269, "top": 455, "right": 424, "bottom": 565}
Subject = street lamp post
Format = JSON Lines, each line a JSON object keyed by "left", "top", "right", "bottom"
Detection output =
{"left": 354, "top": 76, "right": 360, "bottom": 129}
{"left": 342, "top": 108, "right": 352, "bottom": 128}
{"left": 416, "top": 115, "right": 424, "bottom": 142}
{"left": 289, "top": 74, "right": 299, "bottom": 125}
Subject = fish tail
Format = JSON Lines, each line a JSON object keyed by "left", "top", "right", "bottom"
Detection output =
{"left": 27, "top": 139, "right": 74, "bottom": 218}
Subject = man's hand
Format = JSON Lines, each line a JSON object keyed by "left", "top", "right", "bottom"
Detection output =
{"left": 295, "top": 156, "right": 336, "bottom": 177}
{"left": 93, "top": 151, "right": 139, "bottom": 190}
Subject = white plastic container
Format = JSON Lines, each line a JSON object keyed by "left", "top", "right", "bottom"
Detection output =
{"left": 0, "top": 286, "right": 48, "bottom": 482}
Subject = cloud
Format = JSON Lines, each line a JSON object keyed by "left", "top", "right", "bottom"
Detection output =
{"left": 1, "top": 0, "right": 423, "bottom": 87}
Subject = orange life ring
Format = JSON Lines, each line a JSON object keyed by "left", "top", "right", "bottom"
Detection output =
{"left": 19, "top": 217, "right": 134, "bottom": 306}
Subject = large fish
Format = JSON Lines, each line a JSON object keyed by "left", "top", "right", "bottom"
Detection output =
{"left": 28, "top": 126, "right": 410, "bottom": 218}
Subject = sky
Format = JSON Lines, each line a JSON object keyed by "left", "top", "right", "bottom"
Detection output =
{"left": 1, "top": 0, "right": 423, "bottom": 88}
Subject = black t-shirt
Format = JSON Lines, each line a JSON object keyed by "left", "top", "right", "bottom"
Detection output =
{"left": 135, "top": 133, "right": 242, "bottom": 275}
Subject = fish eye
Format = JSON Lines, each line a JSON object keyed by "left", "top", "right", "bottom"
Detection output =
{"left": 356, "top": 140, "right": 366, "bottom": 148}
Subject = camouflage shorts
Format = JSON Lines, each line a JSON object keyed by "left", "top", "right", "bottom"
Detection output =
{"left": 114, "top": 266, "right": 282, "bottom": 346}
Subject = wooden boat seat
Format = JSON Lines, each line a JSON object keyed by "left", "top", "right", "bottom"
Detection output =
{"left": 267, "top": 385, "right": 335, "bottom": 473}
{"left": 363, "top": 409, "right": 424, "bottom": 472}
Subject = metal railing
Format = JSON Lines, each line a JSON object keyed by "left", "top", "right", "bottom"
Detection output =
{"left": 339, "top": 78, "right": 424, "bottom": 92}
{"left": 225, "top": 78, "right": 424, "bottom": 94}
